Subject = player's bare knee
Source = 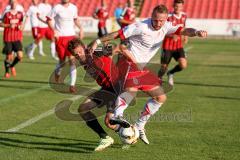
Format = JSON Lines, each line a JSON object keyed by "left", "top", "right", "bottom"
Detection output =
{"left": 155, "top": 94, "right": 167, "bottom": 103}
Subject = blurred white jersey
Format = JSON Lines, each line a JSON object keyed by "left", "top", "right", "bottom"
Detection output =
{"left": 1, "top": 4, "right": 24, "bottom": 19}
{"left": 38, "top": 3, "right": 52, "bottom": 28}
{"left": 122, "top": 18, "right": 182, "bottom": 64}
{"left": 47, "top": 3, "right": 78, "bottom": 37}
{"left": 26, "top": 5, "right": 39, "bottom": 28}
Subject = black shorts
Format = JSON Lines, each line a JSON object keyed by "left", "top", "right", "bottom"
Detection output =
{"left": 2, "top": 41, "right": 23, "bottom": 55}
{"left": 98, "top": 27, "right": 108, "bottom": 38}
{"left": 161, "top": 48, "right": 186, "bottom": 65}
{"left": 88, "top": 87, "right": 118, "bottom": 113}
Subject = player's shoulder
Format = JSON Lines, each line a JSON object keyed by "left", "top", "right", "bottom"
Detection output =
{"left": 69, "top": 3, "right": 77, "bottom": 9}
{"left": 180, "top": 12, "right": 187, "bottom": 18}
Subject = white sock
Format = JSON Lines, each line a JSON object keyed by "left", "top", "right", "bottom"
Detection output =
{"left": 29, "top": 43, "right": 37, "bottom": 57}
{"left": 135, "top": 99, "right": 163, "bottom": 130}
{"left": 55, "top": 62, "right": 62, "bottom": 75}
{"left": 70, "top": 65, "right": 77, "bottom": 86}
{"left": 50, "top": 41, "right": 56, "bottom": 57}
{"left": 38, "top": 41, "right": 44, "bottom": 55}
{"left": 114, "top": 92, "right": 134, "bottom": 117}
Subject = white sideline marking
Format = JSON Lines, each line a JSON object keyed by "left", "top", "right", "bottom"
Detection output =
{"left": 0, "top": 85, "right": 49, "bottom": 105}
{"left": 5, "top": 94, "right": 85, "bottom": 132}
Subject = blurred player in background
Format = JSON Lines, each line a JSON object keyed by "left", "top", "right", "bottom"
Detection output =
{"left": 24, "top": 0, "right": 44, "bottom": 60}
{"left": 37, "top": 0, "right": 58, "bottom": 60}
{"left": 88, "top": 5, "right": 207, "bottom": 145}
{"left": 93, "top": 0, "right": 109, "bottom": 38}
{"left": 159, "top": 0, "right": 188, "bottom": 86}
{"left": 119, "top": 0, "right": 136, "bottom": 28}
{"left": 114, "top": 1, "right": 124, "bottom": 27}
{"left": 0, "top": 0, "right": 24, "bottom": 78}
{"left": 46, "top": 0, "right": 84, "bottom": 93}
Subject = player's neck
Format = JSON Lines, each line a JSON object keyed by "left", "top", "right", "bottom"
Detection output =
{"left": 62, "top": 2, "right": 69, "bottom": 7}
{"left": 174, "top": 11, "right": 181, "bottom": 17}
{"left": 10, "top": 9, "right": 17, "bottom": 15}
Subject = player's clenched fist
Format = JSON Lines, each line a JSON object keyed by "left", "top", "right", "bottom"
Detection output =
{"left": 196, "top": 30, "right": 208, "bottom": 38}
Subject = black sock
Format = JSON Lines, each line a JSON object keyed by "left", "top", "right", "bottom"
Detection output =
{"left": 86, "top": 119, "right": 108, "bottom": 139}
{"left": 4, "top": 60, "right": 11, "bottom": 73}
{"left": 169, "top": 65, "right": 182, "bottom": 74}
{"left": 10, "top": 57, "right": 20, "bottom": 67}
{"left": 158, "top": 67, "right": 168, "bottom": 78}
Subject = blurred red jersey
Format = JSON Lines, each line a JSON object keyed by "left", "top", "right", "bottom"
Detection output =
{"left": 120, "top": 7, "right": 136, "bottom": 28}
{"left": 95, "top": 7, "right": 109, "bottom": 28}
{"left": 3, "top": 11, "right": 24, "bottom": 42}
{"left": 162, "top": 12, "right": 187, "bottom": 50}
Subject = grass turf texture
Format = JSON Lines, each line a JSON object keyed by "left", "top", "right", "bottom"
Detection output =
{"left": 0, "top": 36, "right": 239, "bottom": 160}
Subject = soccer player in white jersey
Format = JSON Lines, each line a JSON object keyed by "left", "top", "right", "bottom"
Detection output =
{"left": 88, "top": 5, "right": 207, "bottom": 144}
{"left": 24, "top": 0, "right": 44, "bottom": 59}
{"left": 37, "top": 0, "right": 58, "bottom": 60}
{"left": 46, "top": 0, "right": 84, "bottom": 93}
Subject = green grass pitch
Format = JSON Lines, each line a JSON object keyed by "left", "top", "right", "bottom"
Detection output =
{"left": 0, "top": 36, "right": 239, "bottom": 160}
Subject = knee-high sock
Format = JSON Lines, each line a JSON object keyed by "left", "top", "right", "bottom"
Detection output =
{"left": 10, "top": 57, "right": 20, "bottom": 67}
{"left": 55, "top": 62, "right": 62, "bottom": 75}
{"left": 70, "top": 65, "right": 77, "bottom": 86}
{"left": 50, "top": 42, "right": 56, "bottom": 57}
{"left": 4, "top": 60, "right": 11, "bottom": 73}
{"left": 29, "top": 43, "right": 37, "bottom": 57}
{"left": 114, "top": 92, "right": 134, "bottom": 117}
{"left": 169, "top": 64, "right": 182, "bottom": 74}
{"left": 38, "top": 41, "right": 44, "bottom": 55}
{"left": 86, "top": 119, "right": 108, "bottom": 139}
{"left": 135, "top": 99, "right": 163, "bottom": 130}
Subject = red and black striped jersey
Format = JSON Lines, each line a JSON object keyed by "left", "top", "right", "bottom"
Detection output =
{"left": 120, "top": 7, "right": 136, "bottom": 28}
{"left": 94, "top": 7, "right": 109, "bottom": 28}
{"left": 84, "top": 55, "right": 119, "bottom": 89}
{"left": 3, "top": 11, "right": 23, "bottom": 42}
{"left": 162, "top": 12, "right": 187, "bottom": 50}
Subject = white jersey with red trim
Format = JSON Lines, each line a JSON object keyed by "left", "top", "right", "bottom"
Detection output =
{"left": 121, "top": 18, "right": 182, "bottom": 64}
{"left": 26, "top": 5, "right": 40, "bottom": 27}
{"left": 38, "top": 3, "right": 52, "bottom": 28}
{"left": 47, "top": 3, "right": 78, "bottom": 37}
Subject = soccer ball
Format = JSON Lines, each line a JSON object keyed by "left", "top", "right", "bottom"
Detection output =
{"left": 119, "top": 125, "right": 140, "bottom": 144}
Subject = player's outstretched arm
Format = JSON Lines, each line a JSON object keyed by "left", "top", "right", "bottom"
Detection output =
{"left": 87, "top": 31, "right": 120, "bottom": 54}
{"left": 181, "top": 28, "right": 208, "bottom": 38}
{"left": 74, "top": 17, "right": 84, "bottom": 39}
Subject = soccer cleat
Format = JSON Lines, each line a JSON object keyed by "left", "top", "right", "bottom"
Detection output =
{"left": 167, "top": 72, "right": 174, "bottom": 86}
{"left": 52, "top": 56, "right": 59, "bottom": 61}
{"left": 139, "top": 129, "right": 149, "bottom": 144}
{"left": 109, "top": 116, "right": 131, "bottom": 128}
{"left": 94, "top": 136, "right": 114, "bottom": 151}
{"left": 54, "top": 73, "right": 60, "bottom": 83}
{"left": 4, "top": 73, "right": 10, "bottom": 78}
{"left": 39, "top": 52, "right": 46, "bottom": 57}
{"left": 69, "top": 85, "right": 77, "bottom": 94}
{"left": 28, "top": 56, "right": 35, "bottom": 60}
{"left": 10, "top": 67, "right": 16, "bottom": 76}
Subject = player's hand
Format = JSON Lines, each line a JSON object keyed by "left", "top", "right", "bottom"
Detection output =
{"left": 79, "top": 30, "right": 84, "bottom": 40}
{"left": 173, "top": 35, "right": 179, "bottom": 41}
{"left": 196, "top": 30, "right": 208, "bottom": 38}
{"left": 87, "top": 40, "right": 98, "bottom": 56}
{"left": 54, "top": 30, "right": 59, "bottom": 41}
{"left": 183, "top": 36, "right": 188, "bottom": 44}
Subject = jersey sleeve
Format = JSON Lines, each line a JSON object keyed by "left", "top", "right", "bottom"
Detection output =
{"left": 166, "top": 22, "right": 183, "bottom": 35}
{"left": 118, "top": 22, "right": 142, "bottom": 40}
{"left": 26, "top": 8, "right": 31, "bottom": 17}
{"left": 120, "top": 8, "right": 127, "bottom": 19}
{"left": 46, "top": 6, "right": 57, "bottom": 20}
{"left": 73, "top": 5, "right": 78, "bottom": 19}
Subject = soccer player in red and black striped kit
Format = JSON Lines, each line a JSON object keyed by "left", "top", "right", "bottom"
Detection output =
{"left": 119, "top": 0, "right": 136, "bottom": 28}
{"left": 93, "top": 0, "right": 109, "bottom": 38}
{"left": 0, "top": 0, "right": 24, "bottom": 78}
{"left": 159, "top": 0, "right": 188, "bottom": 86}
{"left": 68, "top": 38, "right": 124, "bottom": 151}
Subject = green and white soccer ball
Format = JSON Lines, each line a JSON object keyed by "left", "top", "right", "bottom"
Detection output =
{"left": 119, "top": 125, "right": 140, "bottom": 144}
